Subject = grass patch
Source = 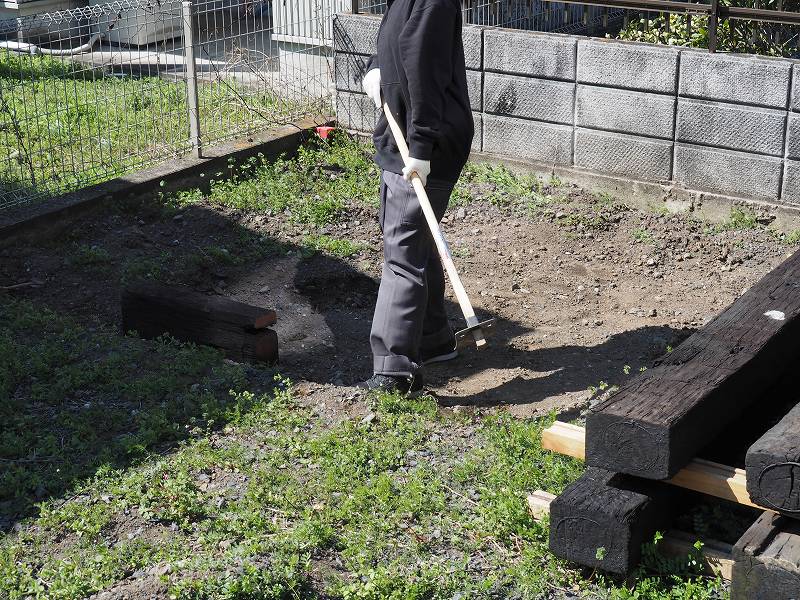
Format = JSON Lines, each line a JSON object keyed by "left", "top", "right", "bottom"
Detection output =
{"left": 783, "top": 229, "right": 800, "bottom": 245}
{"left": 0, "top": 297, "right": 255, "bottom": 519}
{"left": 0, "top": 51, "right": 294, "bottom": 203}
{"left": 158, "top": 132, "right": 379, "bottom": 228}
{"left": 632, "top": 227, "right": 656, "bottom": 244}
{"left": 302, "top": 234, "right": 365, "bottom": 258}
{"left": 709, "top": 207, "right": 761, "bottom": 233}
{"left": 1, "top": 298, "right": 727, "bottom": 599}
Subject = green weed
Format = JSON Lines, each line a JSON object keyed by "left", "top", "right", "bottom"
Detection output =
{"left": 632, "top": 227, "right": 656, "bottom": 244}
{"left": 302, "top": 234, "right": 365, "bottom": 258}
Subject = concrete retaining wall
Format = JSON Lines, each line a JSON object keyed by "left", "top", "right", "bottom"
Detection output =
{"left": 333, "top": 14, "right": 800, "bottom": 210}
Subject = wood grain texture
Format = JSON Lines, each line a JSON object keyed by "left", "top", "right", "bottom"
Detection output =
{"left": 542, "top": 422, "right": 762, "bottom": 509}
{"left": 586, "top": 249, "right": 800, "bottom": 479}
{"left": 732, "top": 511, "right": 800, "bottom": 600}
{"left": 746, "top": 401, "right": 800, "bottom": 517}
{"left": 528, "top": 490, "right": 735, "bottom": 581}
{"left": 122, "top": 281, "right": 278, "bottom": 364}
{"left": 548, "top": 467, "right": 674, "bottom": 575}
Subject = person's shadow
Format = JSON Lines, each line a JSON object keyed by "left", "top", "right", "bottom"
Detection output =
{"left": 291, "top": 251, "right": 691, "bottom": 411}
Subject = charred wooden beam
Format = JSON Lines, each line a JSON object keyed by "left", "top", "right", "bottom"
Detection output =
{"left": 732, "top": 511, "right": 800, "bottom": 599}
{"left": 122, "top": 281, "right": 278, "bottom": 364}
{"left": 529, "top": 490, "right": 736, "bottom": 581}
{"left": 746, "top": 401, "right": 800, "bottom": 517}
{"left": 586, "top": 249, "right": 800, "bottom": 480}
{"left": 548, "top": 467, "right": 674, "bottom": 575}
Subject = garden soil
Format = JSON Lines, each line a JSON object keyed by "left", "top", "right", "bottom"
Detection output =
{"left": 0, "top": 180, "right": 792, "bottom": 422}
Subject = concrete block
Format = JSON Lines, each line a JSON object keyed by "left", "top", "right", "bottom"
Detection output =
{"left": 677, "top": 99, "right": 786, "bottom": 157}
{"left": 335, "top": 91, "right": 378, "bottom": 133}
{"left": 333, "top": 14, "right": 380, "bottom": 55}
{"left": 463, "top": 25, "right": 482, "bottom": 70}
{"left": 679, "top": 51, "right": 792, "bottom": 109}
{"left": 484, "top": 73, "right": 574, "bottom": 125}
{"left": 792, "top": 64, "right": 800, "bottom": 112}
{"left": 576, "top": 85, "right": 674, "bottom": 140}
{"left": 483, "top": 114, "right": 572, "bottom": 165}
{"left": 472, "top": 112, "right": 482, "bottom": 153}
{"left": 782, "top": 159, "right": 800, "bottom": 205}
{"left": 674, "top": 144, "right": 783, "bottom": 201}
{"left": 467, "top": 70, "right": 483, "bottom": 112}
{"left": 577, "top": 39, "right": 678, "bottom": 94}
{"left": 575, "top": 129, "right": 672, "bottom": 182}
{"left": 335, "top": 52, "right": 370, "bottom": 94}
{"left": 484, "top": 29, "right": 576, "bottom": 81}
{"left": 787, "top": 113, "right": 800, "bottom": 160}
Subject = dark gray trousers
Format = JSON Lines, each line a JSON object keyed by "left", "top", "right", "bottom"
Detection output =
{"left": 370, "top": 170, "right": 455, "bottom": 376}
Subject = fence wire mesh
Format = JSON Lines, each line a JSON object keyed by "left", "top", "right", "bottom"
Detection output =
{"left": 0, "top": 0, "right": 335, "bottom": 212}
{"left": 355, "top": 0, "right": 800, "bottom": 53}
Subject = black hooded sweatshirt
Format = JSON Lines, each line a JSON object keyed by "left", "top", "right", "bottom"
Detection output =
{"left": 366, "top": 0, "right": 474, "bottom": 184}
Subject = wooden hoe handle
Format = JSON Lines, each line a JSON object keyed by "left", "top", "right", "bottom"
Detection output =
{"left": 382, "top": 102, "right": 485, "bottom": 347}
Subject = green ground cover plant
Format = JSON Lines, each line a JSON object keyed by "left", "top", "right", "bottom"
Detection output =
{"left": 0, "top": 134, "right": 739, "bottom": 598}
{"left": 0, "top": 304, "right": 726, "bottom": 599}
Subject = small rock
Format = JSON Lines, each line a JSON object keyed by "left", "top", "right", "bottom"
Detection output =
{"left": 456, "top": 207, "right": 466, "bottom": 219}
{"left": 649, "top": 308, "right": 658, "bottom": 317}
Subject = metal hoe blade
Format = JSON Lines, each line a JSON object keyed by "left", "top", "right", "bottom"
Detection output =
{"left": 455, "top": 318, "right": 498, "bottom": 349}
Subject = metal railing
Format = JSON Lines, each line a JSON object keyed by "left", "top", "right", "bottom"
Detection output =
{"left": 0, "top": 0, "right": 336, "bottom": 212}
{"left": 351, "top": 0, "right": 800, "bottom": 54}
{"left": 351, "top": 0, "right": 627, "bottom": 35}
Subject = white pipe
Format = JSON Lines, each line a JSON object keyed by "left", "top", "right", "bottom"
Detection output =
{"left": 0, "top": 32, "right": 103, "bottom": 57}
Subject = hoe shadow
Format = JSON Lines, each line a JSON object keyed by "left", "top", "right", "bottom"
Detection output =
{"left": 289, "top": 251, "right": 690, "bottom": 410}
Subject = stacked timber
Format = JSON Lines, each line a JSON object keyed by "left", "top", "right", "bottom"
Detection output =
{"left": 545, "top": 249, "right": 800, "bottom": 592}
{"left": 122, "top": 281, "right": 278, "bottom": 364}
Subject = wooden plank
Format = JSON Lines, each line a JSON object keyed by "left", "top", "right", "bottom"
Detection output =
{"left": 548, "top": 467, "right": 675, "bottom": 575}
{"left": 585, "top": 249, "right": 800, "bottom": 480}
{"left": 746, "top": 401, "right": 800, "bottom": 517}
{"left": 732, "top": 511, "right": 800, "bottom": 599}
{"left": 121, "top": 281, "right": 278, "bottom": 364}
{"left": 528, "top": 490, "right": 735, "bottom": 581}
{"left": 542, "top": 422, "right": 763, "bottom": 510}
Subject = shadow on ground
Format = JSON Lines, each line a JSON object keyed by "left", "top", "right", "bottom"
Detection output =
{"left": 2, "top": 191, "right": 687, "bottom": 529}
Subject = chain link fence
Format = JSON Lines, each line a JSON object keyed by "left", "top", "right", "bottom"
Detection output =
{"left": 0, "top": 0, "right": 338, "bottom": 212}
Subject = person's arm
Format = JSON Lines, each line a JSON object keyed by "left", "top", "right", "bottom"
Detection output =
{"left": 397, "top": 0, "right": 457, "bottom": 161}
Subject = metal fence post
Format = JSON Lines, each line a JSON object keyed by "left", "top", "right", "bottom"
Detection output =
{"left": 708, "top": 0, "right": 720, "bottom": 53}
{"left": 351, "top": 0, "right": 359, "bottom": 14}
{"left": 182, "top": 0, "right": 202, "bottom": 158}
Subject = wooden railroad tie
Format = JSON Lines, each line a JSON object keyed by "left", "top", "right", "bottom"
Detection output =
{"left": 542, "top": 421, "right": 760, "bottom": 510}
{"left": 527, "top": 490, "right": 735, "bottom": 582}
{"left": 585, "top": 248, "right": 800, "bottom": 480}
{"left": 121, "top": 281, "right": 278, "bottom": 364}
{"left": 746, "top": 401, "right": 800, "bottom": 518}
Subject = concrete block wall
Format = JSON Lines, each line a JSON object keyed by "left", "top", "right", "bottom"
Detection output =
{"left": 334, "top": 14, "right": 800, "bottom": 208}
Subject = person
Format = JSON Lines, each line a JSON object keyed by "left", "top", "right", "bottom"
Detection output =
{"left": 356, "top": 0, "right": 474, "bottom": 395}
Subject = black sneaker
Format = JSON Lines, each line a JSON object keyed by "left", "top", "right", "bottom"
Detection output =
{"left": 420, "top": 339, "right": 458, "bottom": 365}
{"left": 356, "top": 372, "right": 424, "bottom": 396}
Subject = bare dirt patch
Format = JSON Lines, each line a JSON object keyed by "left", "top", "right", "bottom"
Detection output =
{"left": 1, "top": 174, "right": 791, "bottom": 422}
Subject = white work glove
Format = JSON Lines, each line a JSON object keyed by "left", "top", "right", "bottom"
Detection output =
{"left": 362, "top": 68, "right": 381, "bottom": 108}
{"left": 402, "top": 158, "right": 431, "bottom": 187}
